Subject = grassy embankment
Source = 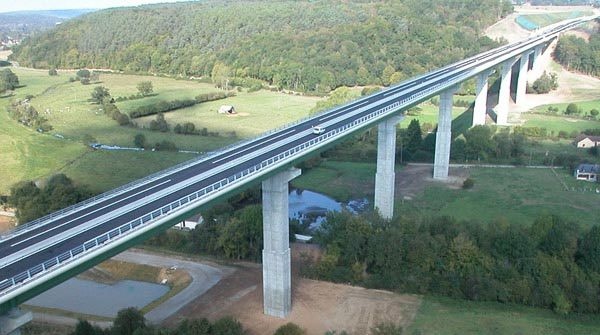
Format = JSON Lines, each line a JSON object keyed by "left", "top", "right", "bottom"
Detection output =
{"left": 1, "top": 68, "right": 319, "bottom": 194}
{"left": 407, "top": 296, "right": 600, "bottom": 335}
{"left": 516, "top": 11, "right": 594, "bottom": 30}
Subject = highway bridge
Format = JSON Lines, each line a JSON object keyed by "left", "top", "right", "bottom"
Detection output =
{"left": 0, "top": 15, "right": 597, "bottom": 333}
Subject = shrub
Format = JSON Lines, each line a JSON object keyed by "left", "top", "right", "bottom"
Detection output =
{"left": 462, "top": 178, "right": 475, "bottom": 189}
{"left": 273, "top": 322, "right": 305, "bottom": 335}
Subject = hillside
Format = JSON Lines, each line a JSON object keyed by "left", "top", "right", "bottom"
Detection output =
{"left": 0, "top": 9, "right": 94, "bottom": 42}
{"left": 10, "top": 0, "right": 512, "bottom": 93}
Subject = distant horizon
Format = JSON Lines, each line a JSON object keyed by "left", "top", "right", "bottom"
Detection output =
{"left": 0, "top": 0, "right": 193, "bottom": 14}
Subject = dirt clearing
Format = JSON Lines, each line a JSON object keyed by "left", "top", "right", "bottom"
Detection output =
{"left": 164, "top": 244, "right": 421, "bottom": 335}
{"left": 396, "top": 164, "right": 469, "bottom": 200}
{"left": 0, "top": 215, "right": 16, "bottom": 234}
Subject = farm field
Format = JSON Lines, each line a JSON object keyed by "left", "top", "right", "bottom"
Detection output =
{"left": 407, "top": 296, "right": 600, "bottom": 335}
{"left": 0, "top": 68, "right": 320, "bottom": 194}
{"left": 295, "top": 161, "right": 600, "bottom": 227}
{"left": 396, "top": 166, "right": 600, "bottom": 227}
{"left": 521, "top": 113, "right": 600, "bottom": 135}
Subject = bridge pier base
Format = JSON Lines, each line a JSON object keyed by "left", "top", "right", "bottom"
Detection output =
{"left": 262, "top": 167, "right": 301, "bottom": 318}
{"left": 0, "top": 308, "right": 32, "bottom": 335}
{"left": 473, "top": 70, "right": 492, "bottom": 126}
{"left": 496, "top": 58, "right": 516, "bottom": 126}
{"left": 515, "top": 52, "right": 530, "bottom": 104}
{"left": 374, "top": 116, "right": 402, "bottom": 220}
{"left": 434, "top": 87, "right": 457, "bottom": 180}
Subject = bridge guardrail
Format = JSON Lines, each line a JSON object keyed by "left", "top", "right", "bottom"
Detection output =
{"left": 0, "top": 75, "right": 450, "bottom": 298}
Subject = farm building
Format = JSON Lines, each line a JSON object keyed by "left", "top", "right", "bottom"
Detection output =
{"left": 218, "top": 105, "right": 236, "bottom": 114}
{"left": 574, "top": 164, "right": 600, "bottom": 182}
{"left": 574, "top": 135, "right": 600, "bottom": 148}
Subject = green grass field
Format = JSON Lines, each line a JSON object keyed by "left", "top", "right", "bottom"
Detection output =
{"left": 521, "top": 113, "right": 600, "bottom": 135}
{"left": 397, "top": 167, "right": 600, "bottom": 227}
{"left": 133, "top": 89, "right": 321, "bottom": 138}
{"left": 295, "top": 161, "right": 600, "bottom": 227}
{"left": 59, "top": 150, "right": 195, "bottom": 193}
{"left": 518, "top": 11, "right": 593, "bottom": 30}
{"left": 291, "top": 161, "right": 376, "bottom": 201}
{"left": 407, "top": 297, "right": 600, "bottom": 335}
{"left": 0, "top": 69, "right": 320, "bottom": 195}
{"left": 531, "top": 100, "right": 600, "bottom": 115}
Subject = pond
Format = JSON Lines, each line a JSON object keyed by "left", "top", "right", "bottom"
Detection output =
{"left": 26, "top": 278, "right": 169, "bottom": 317}
{"left": 288, "top": 189, "right": 368, "bottom": 230}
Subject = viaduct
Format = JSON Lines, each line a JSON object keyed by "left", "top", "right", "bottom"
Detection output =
{"left": 0, "top": 16, "right": 597, "bottom": 335}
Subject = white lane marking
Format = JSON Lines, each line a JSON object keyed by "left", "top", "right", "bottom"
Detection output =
{"left": 211, "top": 129, "right": 296, "bottom": 164}
{"left": 318, "top": 100, "right": 371, "bottom": 122}
{"left": 9, "top": 179, "right": 173, "bottom": 248}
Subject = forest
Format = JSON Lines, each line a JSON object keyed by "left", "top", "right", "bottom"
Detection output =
{"left": 10, "top": 0, "right": 512, "bottom": 93}
{"left": 554, "top": 31, "right": 600, "bottom": 77}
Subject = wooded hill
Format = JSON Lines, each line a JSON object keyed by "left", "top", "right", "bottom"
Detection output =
{"left": 10, "top": 0, "right": 513, "bottom": 93}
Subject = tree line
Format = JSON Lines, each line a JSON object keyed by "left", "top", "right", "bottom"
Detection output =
{"left": 554, "top": 33, "right": 600, "bottom": 78}
{"left": 8, "top": 174, "right": 91, "bottom": 223}
{"left": 10, "top": 0, "right": 512, "bottom": 93}
{"left": 303, "top": 211, "right": 600, "bottom": 315}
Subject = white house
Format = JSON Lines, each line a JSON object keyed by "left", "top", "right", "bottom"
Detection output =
{"left": 218, "top": 105, "right": 236, "bottom": 114}
{"left": 575, "top": 135, "right": 600, "bottom": 148}
{"left": 574, "top": 164, "right": 600, "bottom": 182}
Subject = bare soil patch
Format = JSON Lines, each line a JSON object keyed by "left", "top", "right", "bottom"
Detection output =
{"left": 164, "top": 244, "right": 421, "bottom": 335}
{"left": 0, "top": 215, "right": 16, "bottom": 234}
{"left": 0, "top": 50, "right": 11, "bottom": 61}
{"left": 396, "top": 165, "right": 469, "bottom": 200}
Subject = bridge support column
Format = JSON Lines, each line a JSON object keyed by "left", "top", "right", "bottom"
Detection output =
{"left": 434, "top": 86, "right": 458, "bottom": 180}
{"left": 529, "top": 45, "right": 544, "bottom": 82}
{"left": 515, "top": 53, "right": 530, "bottom": 104}
{"left": 496, "top": 58, "right": 516, "bottom": 126}
{"left": 473, "top": 70, "right": 492, "bottom": 126}
{"left": 262, "top": 167, "right": 301, "bottom": 318}
{"left": 0, "top": 308, "right": 32, "bottom": 335}
{"left": 374, "top": 116, "right": 402, "bottom": 220}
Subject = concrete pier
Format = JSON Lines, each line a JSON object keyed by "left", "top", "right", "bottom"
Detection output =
{"left": 473, "top": 70, "right": 492, "bottom": 126}
{"left": 0, "top": 309, "right": 32, "bottom": 335}
{"left": 496, "top": 58, "right": 516, "bottom": 126}
{"left": 515, "top": 53, "right": 530, "bottom": 104}
{"left": 262, "top": 168, "right": 301, "bottom": 318}
{"left": 374, "top": 116, "right": 402, "bottom": 220}
{"left": 433, "top": 87, "right": 457, "bottom": 180}
{"left": 529, "top": 45, "right": 544, "bottom": 82}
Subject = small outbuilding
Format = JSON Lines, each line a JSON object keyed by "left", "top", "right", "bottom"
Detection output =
{"left": 218, "top": 105, "right": 236, "bottom": 114}
{"left": 574, "top": 135, "right": 600, "bottom": 148}
{"left": 174, "top": 214, "right": 203, "bottom": 230}
{"left": 574, "top": 164, "right": 600, "bottom": 182}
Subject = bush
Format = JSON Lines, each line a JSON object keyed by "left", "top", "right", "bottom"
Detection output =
{"left": 530, "top": 72, "right": 558, "bottom": 94}
{"left": 565, "top": 103, "right": 579, "bottom": 115}
{"left": 462, "top": 178, "right": 475, "bottom": 189}
{"left": 195, "top": 91, "right": 235, "bottom": 103}
{"left": 130, "top": 99, "right": 197, "bottom": 118}
{"left": 273, "top": 323, "right": 305, "bottom": 335}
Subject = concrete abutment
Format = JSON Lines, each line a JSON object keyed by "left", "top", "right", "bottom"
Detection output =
{"left": 0, "top": 309, "right": 31, "bottom": 335}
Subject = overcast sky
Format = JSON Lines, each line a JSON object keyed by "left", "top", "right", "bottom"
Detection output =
{"left": 0, "top": 0, "right": 192, "bottom": 13}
